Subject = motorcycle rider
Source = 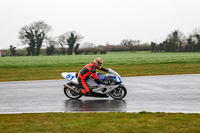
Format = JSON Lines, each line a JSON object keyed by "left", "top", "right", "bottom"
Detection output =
{"left": 78, "top": 57, "right": 109, "bottom": 96}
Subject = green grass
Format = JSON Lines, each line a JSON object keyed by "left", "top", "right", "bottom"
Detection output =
{"left": 0, "top": 112, "right": 200, "bottom": 133}
{"left": 1, "top": 51, "right": 200, "bottom": 81}
{"left": 1, "top": 52, "right": 200, "bottom": 132}
{"left": 1, "top": 51, "right": 200, "bottom": 68}
{"left": 1, "top": 63, "right": 200, "bottom": 82}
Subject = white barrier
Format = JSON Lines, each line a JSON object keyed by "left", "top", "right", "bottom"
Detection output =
{"left": 0, "top": 52, "right": 1, "bottom": 57}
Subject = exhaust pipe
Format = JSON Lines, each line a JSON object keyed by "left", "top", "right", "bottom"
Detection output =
{"left": 64, "top": 84, "right": 80, "bottom": 94}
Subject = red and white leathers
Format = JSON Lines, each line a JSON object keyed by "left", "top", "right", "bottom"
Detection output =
{"left": 78, "top": 62, "right": 108, "bottom": 95}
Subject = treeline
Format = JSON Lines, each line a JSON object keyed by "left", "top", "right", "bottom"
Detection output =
{"left": 2, "top": 43, "right": 150, "bottom": 56}
{"left": 1, "top": 20, "right": 151, "bottom": 56}
{"left": 1, "top": 20, "right": 200, "bottom": 56}
{"left": 151, "top": 30, "right": 200, "bottom": 52}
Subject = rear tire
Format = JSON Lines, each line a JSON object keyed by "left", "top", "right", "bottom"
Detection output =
{"left": 64, "top": 82, "right": 82, "bottom": 99}
{"left": 109, "top": 84, "right": 127, "bottom": 100}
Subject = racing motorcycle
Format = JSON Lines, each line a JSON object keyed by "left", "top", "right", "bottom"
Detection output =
{"left": 61, "top": 68, "right": 127, "bottom": 100}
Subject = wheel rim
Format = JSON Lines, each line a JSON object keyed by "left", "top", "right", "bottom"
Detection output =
{"left": 110, "top": 86, "right": 126, "bottom": 99}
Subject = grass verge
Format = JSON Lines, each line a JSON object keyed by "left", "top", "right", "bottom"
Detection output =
{"left": 0, "top": 112, "right": 200, "bottom": 133}
{"left": 1, "top": 52, "right": 200, "bottom": 81}
{"left": 1, "top": 52, "right": 200, "bottom": 133}
{"left": 1, "top": 63, "right": 200, "bottom": 82}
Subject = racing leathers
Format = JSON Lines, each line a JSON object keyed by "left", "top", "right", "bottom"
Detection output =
{"left": 78, "top": 62, "right": 108, "bottom": 95}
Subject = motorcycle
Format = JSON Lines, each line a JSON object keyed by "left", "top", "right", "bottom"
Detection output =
{"left": 61, "top": 68, "right": 127, "bottom": 100}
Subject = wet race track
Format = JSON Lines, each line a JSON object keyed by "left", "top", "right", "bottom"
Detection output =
{"left": 0, "top": 74, "right": 200, "bottom": 114}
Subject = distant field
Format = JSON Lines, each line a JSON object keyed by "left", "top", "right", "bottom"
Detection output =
{"left": 1, "top": 51, "right": 200, "bottom": 68}
{"left": 1, "top": 51, "right": 200, "bottom": 81}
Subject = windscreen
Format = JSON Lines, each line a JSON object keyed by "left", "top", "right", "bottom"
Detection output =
{"left": 106, "top": 68, "right": 120, "bottom": 77}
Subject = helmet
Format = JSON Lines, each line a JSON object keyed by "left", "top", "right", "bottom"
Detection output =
{"left": 93, "top": 57, "right": 103, "bottom": 69}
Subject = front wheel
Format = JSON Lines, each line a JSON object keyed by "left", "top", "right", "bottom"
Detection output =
{"left": 64, "top": 82, "right": 82, "bottom": 99}
{"left": 109, "top": 84, "right": 127, "bottom": 100}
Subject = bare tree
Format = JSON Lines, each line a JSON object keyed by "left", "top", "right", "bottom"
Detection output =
{"left": 166, "top": 30, "right": 185, "bottom": 52}
{"left": 10, "top": 45, "right": 16, "bottom": 56}
{"left": 57, "top": 34, "right": 67, "bottom": 55}
{"left": 19, "top": 21, "right": 51, "bottom": 55}
{"left": 45, "top": 37, "right": 57, "bottom": 55}
{"left": 120, "top": 39, "right": 140, "bottom": 52}
{"left": 185, "top": 29, "right": 200, "bottom": 52}
{"left": 66, "top": 31, "right": 83, "bottom": 55}
{"left": 58, "top": 31, "right": 83, "bottom": 55}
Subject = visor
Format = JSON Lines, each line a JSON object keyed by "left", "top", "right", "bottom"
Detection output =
{"left": 98, "top": 62, "right": 103, "bottom": 67}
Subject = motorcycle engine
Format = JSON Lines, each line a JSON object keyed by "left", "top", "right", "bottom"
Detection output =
{"left": 107, "top": 78, "right": 115, "bottom": 85}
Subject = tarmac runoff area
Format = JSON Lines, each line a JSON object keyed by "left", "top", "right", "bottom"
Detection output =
{"left": 0, "top": 74, "right": 200, "bottom": 114}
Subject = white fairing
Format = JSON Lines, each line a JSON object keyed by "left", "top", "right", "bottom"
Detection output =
{"left": 61, "top": 72, "right": 78, "bottom": 84}
{"left": 116, "top": 76, "right": 122, "bottom": 82}
{"left": 106, "top": 68, "right": 123, "bottom": 82}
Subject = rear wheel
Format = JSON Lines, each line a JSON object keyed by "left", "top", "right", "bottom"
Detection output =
{"left": 109, "top": 84, "right": 127, "bottom": 100}
{"left": 64, "top": 82, "right": 82, "bottom": 99}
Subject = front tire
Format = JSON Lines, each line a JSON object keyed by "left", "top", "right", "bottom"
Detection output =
{"left": 64, "top": 82, "right": 82, "bottom": 99}
{"left": 109, "top": 84, "right": 127, "bottom": 100}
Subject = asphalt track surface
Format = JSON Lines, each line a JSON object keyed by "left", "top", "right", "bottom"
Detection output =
{"left": 0, "top": 74, "right": 200, "bottom": 114}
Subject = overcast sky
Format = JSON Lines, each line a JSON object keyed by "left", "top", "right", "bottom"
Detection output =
{"left": 0, "top": 0, "right": 200, "bottom": 49}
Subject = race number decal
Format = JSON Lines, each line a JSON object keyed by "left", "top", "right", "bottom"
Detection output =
{"left": 66, "top": 74, "right": 74, "bottom": 80}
